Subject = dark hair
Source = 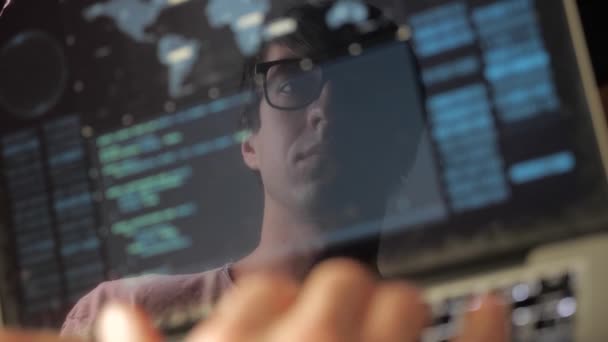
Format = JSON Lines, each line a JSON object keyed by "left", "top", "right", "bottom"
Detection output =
{"left": 238, "top": 1, "right": 399, "bottom": 132}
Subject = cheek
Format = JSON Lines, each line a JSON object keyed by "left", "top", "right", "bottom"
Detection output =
{"left": 257, "top": 102, "right": 303, "bottom": 160}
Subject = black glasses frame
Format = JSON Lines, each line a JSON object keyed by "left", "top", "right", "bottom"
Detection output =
{"left": 254, "top": 58, "right": 326, "bottom": 111}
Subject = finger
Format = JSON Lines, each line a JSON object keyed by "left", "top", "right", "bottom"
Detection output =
{"left": 186, "top": 274, "right": 298, "bottom": 342}
{"left": 0, "top": 329, "right": 83, "bottom": 342}
{"left": 271, "top": 259, "right": 376, "bottom": 342}
{"left": 453, "top": 294, "right": 510, "bottom": 342}
{"left": 362, "top": 282, "right": 430, "bottom": 342}
{"left": 94, "top": 302, "right": 163, "bottom": 342}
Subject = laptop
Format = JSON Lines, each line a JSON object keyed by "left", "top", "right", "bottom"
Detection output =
{"left": 0, "top": 0, "right": 607, "bottom": 340}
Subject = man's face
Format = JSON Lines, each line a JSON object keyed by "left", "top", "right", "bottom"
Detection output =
{"left": 241, "top": 42, "right": 415, "bottom": 221}
{"left": 242, "top": 44, "right": 343, "bottom": 215}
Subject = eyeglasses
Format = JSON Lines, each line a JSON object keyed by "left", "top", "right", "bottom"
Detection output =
{"left": 254, "top": 58, "right": 326, "bottom": 111}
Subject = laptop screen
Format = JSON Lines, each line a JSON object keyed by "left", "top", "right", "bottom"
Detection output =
{"left": 0, "top": 0, "right": 606, "bottom": 329}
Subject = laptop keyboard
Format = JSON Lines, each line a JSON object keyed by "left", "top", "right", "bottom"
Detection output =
{"left": 423, "top": 272, "right": 577, "bottom": 342}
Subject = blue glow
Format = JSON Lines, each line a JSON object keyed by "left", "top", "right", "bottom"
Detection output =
{"left": 427, "top": 80, "right": 509, "bottom": 212}
{"left": 509, "top": 151, "right": 576, "bottom": 184}
{"left": 129, "top": 224, "right": 193, "bottom": 258}
{"left": 409, "top": 2, "right": 466, "bottom": 27}
{"left": 475, "top": 11, "right": 536, "bottom": 37}
{"left": 444, "top": 158, "right": 503, "bottom": 183}
{"left": 484, "top": 40, "right": 543, "bottom": 64}
{"left": 433, "top": 115, "right": 493, "bottom": 140}
{"left": 1, "top": 138, "right": 39, "bottom": 158}
{"left": 485, "top": 52, "right": 549, "bottom": 81}
{"left": 101, "top": 133, "right": 242, "bottom": 179}
{"left": 96, "top": 92, "right": 252, "bottom": 148}
{"left": 430, "top": 101, "right": 490, "bottom": 126}
{"left": 54, "top": 192, "right": 92, "bottom": 212}
{"left": 205, "top": 0, "right": 270, "bottom": 56}
{"left": 473, "top": 0, "right": 530, "bottom": 23}
{"left": 422, "top": 56, "right": 480, "bottom": 86}
{"left": 447, "top": 173, "right": 506, "bottom": 196}
{"left": 49, "top": 147, "right": 84, "bottom": 167}
{"left": 326, "top": 0, "right": 369, "bottom": 29}
{"left": 451, "top": 185, "right": 509, "bottom": 212}
{"left": 157, "top": 34, "right": 201, "bottom": 98}
{"left": 428, "top": 84, "right": 487, "bottom": 111}
{"left": 473, "top": 0, "right": 560, "bottom": 123}
{"left": 410, "top": 2, "right": 474, "bottom": 58}
{"left": 440, "top": 145, "right": 498, "bottom": 165}
{"left": 429, "top": 84, "right": 494, "bottom": 141}
{"left": 83, "top": 0, "right": 169, "bottom": 43}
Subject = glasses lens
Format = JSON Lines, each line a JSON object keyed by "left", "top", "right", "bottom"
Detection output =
{"left": 265, "top": 62, "right": 323, "bottom": 109}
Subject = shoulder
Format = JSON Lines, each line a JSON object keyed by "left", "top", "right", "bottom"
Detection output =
{"left": 61, "top": 265, "right": 233, "bottom": 337}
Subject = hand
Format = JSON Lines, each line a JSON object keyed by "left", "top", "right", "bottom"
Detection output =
{"left": 97, "top": 259, "right": 510, "bottom": 342}
{"left": 0, "top": 259, "right": 510, "bottom": 342}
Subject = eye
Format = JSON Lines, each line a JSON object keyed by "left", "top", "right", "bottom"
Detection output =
{"left": 278, "top": 80, "right": 294, "bottom": 94}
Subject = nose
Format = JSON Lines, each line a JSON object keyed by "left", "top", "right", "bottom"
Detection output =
{"left": 307, "top": 81, "right": 333, "bottom": 134}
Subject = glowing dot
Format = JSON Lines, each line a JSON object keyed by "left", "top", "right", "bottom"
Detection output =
{"left": 348, "top": 43, "right": 363, "bottom": 56}
{"left": 164, "top": 101, "right": 176, "bottom": 113}
{"left": 167, "top": 45, "right": 194, "bottom": 64}
{"left": 234, "top": 129, "right": 252, "bottom": 143}
{"left": 557, "top": 297, "right": 577, "bottom": 318}
{"left": 122, "top": 114, "right": 133, "bottom": 126}
{"left": 81, "top": 126, "right": 94, "bottom": 138}
{"left": 94, "top": 46, "right": 112, "bottom": 58}
{"left": 264, "top": 18, "right": 297, "bottom": 39}
{"left": 396, "top": 25, "right": 412, "bottom": 41}
{"left": 254, "top": 74, "right": 264, "bottom": 86}
{"left": 235, "top": 11, "right": 265, "bottom": 30}
{"left": 300, "top": 58, "right": 314, "bottom": 71}
{"left": 167, "top": 0, "right": 190, "bottom": 5}
{"left": 73, "top": 81, "right": 84, "bottom": 93}
{"left": 512, "top": 283, "right": 530, "bottom": 302}
{"left": 208, "top": 87, "right": 221, "bottom": 99}
{"left": 65, "top": 35, "right": 76, "bottom": 46}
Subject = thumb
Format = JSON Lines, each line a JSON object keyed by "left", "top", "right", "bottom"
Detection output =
{"left": 95, "top": 302, "right": 163, "bottom": 342}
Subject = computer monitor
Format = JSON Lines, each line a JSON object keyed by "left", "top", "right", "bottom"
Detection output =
{"left": 0, "top": 0, "right": 607, "bottom": 331}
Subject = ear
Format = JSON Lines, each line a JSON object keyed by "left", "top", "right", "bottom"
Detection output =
{"left": 241, "top": 133, "right": 260, "bottom": 171}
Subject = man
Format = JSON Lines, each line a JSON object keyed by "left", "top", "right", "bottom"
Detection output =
{"left": 61, "top": 2, "right": 426, "bottom": 337}
{"left": 4, "top": 2, "right": 510, "bottom": 341}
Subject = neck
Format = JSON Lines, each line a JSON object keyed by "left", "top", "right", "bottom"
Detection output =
{"left": 232, "top": 195, "right": 322, "bottom": 282}
{"left": 232, "top": 193, "right": 383, "bottom": 283}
